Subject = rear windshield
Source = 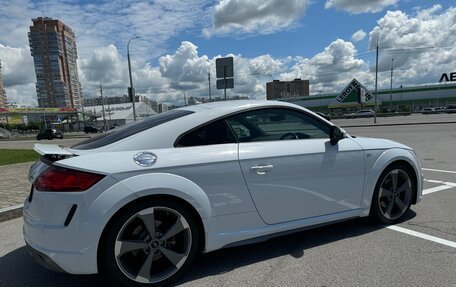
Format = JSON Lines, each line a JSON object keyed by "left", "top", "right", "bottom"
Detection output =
{"left": 72, "top": 110, "right": 193, "bottom": 150}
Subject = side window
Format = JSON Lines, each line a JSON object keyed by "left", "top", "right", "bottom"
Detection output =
{"left": 226, "top": 108, "right": 330, "bottom": 143}
{"left": 176, "top": 120, "right": 237, "bottom": 147}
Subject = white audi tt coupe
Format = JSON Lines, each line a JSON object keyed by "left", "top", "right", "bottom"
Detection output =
{"left": 24, "top": 100, "right": 422, "bottom": 286}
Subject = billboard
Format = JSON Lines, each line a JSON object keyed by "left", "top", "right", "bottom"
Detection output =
{"left": 329, "top": 79, "right": 378, "bottom": 108}
{"left": 0, "top": 107, "right": 77, "bottom": 114}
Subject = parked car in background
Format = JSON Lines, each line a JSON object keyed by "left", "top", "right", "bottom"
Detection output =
{"left": 24, "top": 101, "right": 422, "bottom": 286}
{"left": 315, "top": 112, "right": 331, "bottom": 121}
{"left": 446, "top": 104, "right": 456, "bottom": 113}
{"left": 434, "top": 107, "right": 446, "bottom": 113}
{"left": 344, "top": 109, "right": 375, "bottom": 118}
{"left": 84, "top": 125, "right": 101, "bottom": 133}
{"left": 36, "top": 129, "right": 63, "bottom": 140}
{"left": 422, "top": 107, "right": 437, "bottom": 114}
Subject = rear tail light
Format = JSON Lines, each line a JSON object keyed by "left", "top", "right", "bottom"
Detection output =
{"left": 34, "top": 166, "right": 105, "bottom": 192}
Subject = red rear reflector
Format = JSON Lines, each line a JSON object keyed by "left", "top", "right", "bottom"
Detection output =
{"left": 34, "top": 166, "right": 105, "bottom": 192}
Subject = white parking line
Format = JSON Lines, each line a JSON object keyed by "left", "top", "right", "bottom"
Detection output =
{"left": 424, "top": 179, "right": 456, "bottom": 187}
{"left": 423, "top": 185, "right": 453, "bottom": 195}
{"left": 422, "top": 179, "right": 456, "bottom": 195}
{"left": 422, "top": 168, "right": 456, "bottom": 174}
{"left": 387, "top": 225, "right": 456, "bottom": 249}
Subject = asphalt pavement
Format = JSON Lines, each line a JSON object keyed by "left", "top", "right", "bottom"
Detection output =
{"left": 0, "top": 115, "right": 455, "bottom": 286}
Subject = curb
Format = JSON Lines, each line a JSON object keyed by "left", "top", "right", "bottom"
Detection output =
{"left": 0, "top": 204, "right": 23, "bottom": 223}
{"left": 340, "top": 121, "right": 456, "bottom": 128}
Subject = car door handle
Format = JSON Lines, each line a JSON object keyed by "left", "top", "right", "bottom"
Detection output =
{"left": 250, "top": 165, "right": 274, "bottom": 175}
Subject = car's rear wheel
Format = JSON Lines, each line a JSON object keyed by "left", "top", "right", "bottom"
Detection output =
{"left": 370, "top": 164, "right": 414, "bottom": 224}
{"left": 102, "top": 200, "right": 199, "bottom": 287}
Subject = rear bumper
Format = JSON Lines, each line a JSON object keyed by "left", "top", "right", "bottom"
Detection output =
{"left": 23, "top": 196, "right": 99, "bottom": 274}
{"left": 25, "top": 242, "right": 66, "bottom": 273}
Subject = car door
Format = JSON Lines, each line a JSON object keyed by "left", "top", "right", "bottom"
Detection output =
{"left": 172, "top": 119, "right": 257, "bottom": 216}
{"left": 226, "top": 108, "right": 365, "bottom": 225}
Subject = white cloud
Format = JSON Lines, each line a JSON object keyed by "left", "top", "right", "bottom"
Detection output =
{"left": 0, "top": 45, "right": 35, "bottom": 87}
{"left": 280, "top": 39, "right": 369, "bottom": 93}
{"left": 249, "top": 54, "right": 287, "bottom": 76}
{"left": 367, "top": 4, "right": 456, "bottom": 89}
{"left": 351, "top": 29, "right": 367, "bottom": 42}
{"left": 204, "top": 0, "right": 310, "bottom": 37}
{"left": 79, "top": 45, "right": 126, "bottom": 90}
{"left": 325, "top": 0, "right": 398, "bottom": 14}
{"left": 157, "top": 42, "right": 268, "bottom": 104}
{"left": 1, "top": 1, "right": 455, "bottom": 108}
{"left": 0, "top": 44, "right": 36, "bottom": 106}
{"left": 159, "top": 41, "right": 210, "bottom": 87}
{"left": 0, "top": 0, "right": 211, "bottom": 106}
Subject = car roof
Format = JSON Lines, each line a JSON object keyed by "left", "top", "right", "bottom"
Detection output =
{"left": 176, "top": 100, "right": 299, "bottom": 114}
{"left": 70, "top": 100, "right": 330, "bottom": 153}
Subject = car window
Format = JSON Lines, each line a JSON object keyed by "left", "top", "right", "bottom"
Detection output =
{"left": 226, "top": 108, "right": 330, "bottom": 143}
{"left": 72, "top": 110, "right": 194, "bottom": 150}
{"left": 176, "top": 120, "right": 237, "bottom": 147}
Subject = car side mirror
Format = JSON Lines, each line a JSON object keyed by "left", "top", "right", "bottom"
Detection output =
{"left": 330, "top": 126, "right": 344, "bottom": 145}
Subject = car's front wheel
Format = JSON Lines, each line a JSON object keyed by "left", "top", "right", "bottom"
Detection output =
{"left": 102, "top": 200, "right": 199, "bottom": 287}
{"left": 370, "top": 164, "right": 415, "bottom": 224}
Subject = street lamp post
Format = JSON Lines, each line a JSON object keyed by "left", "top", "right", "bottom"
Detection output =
{"left": 390, "top": 58, "right": 394, "bottom": 111}
{"left": 127, "top": 36, "right": 140, "bottom": 121}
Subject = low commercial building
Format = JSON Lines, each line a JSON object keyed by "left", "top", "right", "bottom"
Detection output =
{"left": 280, "top": 83, "right": 456, "bottom": 114}
{"left": 84, "top": 94, "right": 168, "bottom": 114}
{"left": 82, "top": 102, "right": 156, "bottom": 129}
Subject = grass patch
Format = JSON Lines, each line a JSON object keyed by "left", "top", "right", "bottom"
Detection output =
{"left": 0, "top": 149, "right": 39, "bottom": 166}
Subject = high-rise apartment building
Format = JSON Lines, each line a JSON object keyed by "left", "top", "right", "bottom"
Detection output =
{"left": 29, "top": 17, "right": 82, "bottom": 108}
{"left": 0, "top": 60, "right": 6, "bottom": 108}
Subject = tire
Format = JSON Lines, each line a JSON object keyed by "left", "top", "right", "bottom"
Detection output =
{"left": 102, "top": 200, "right": 199, "bottom": 287}
{"left": 370, "top": 163, "right": 415, "bottom": 224}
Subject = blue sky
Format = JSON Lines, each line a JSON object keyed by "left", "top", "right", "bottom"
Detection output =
{"left": 0, "top": 0, "right": 455, "bottom": 106}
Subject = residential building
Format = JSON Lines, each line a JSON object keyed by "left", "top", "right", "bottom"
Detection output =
{"left": 266, "top": 78, "right": 309, "bottom": 100}
{"left": 0, "top": 60, "right": 6, "bottom": 107}
{"left": 29, "top": 17, "right": 82, "bottom": 108}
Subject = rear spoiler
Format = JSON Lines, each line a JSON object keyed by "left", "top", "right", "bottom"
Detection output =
{"left": 33, "top": 144, "right": 76, "bottom": 164}
{"left": 34, "top": 144, "right": 74, "bottom": 156}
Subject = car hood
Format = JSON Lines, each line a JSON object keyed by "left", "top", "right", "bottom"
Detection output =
{"left": 351, "top": 137, "right": 412, "bottom": 151}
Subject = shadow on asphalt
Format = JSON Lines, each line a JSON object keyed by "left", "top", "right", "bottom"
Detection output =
{"left": 0, "top": 211, "right": 416, "bottom": 287}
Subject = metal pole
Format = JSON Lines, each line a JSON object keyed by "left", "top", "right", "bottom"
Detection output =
{"left": 81, "top": 103, "right": 86, "bottom": 130}
{"left": 40, "top": 96, "right": 47, "bottom": 129}
{"left": 374, "top": 40, "right": 379, "bottom": 124}
{"left": 208, "top": 72, "right": 212, "bottom": 101}
{"left": 127, "top": 36, "right": 140, "bottom": 121}
{"left": 224, "top": 66, "right": 227, "bottom": 101}
{"left": 107, "top": 100, "right": 111, "bottom": 129}
{"left": 100, "top": 84, "right": 106, "bottom": 131}
{"left": 390, "top": 58, "right": 393, "bottom": 111}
